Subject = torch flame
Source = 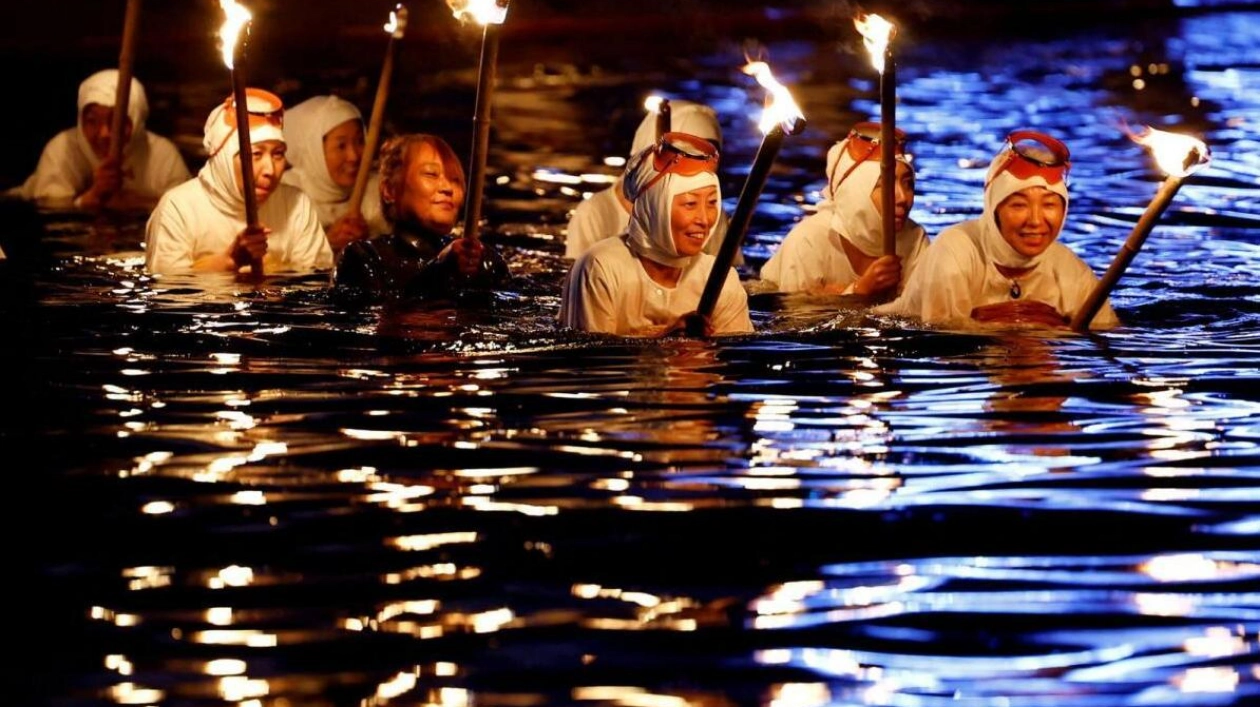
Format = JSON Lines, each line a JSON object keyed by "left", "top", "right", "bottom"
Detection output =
{"left": 447, "top": 0, "right": 509, "bottom": 25}
{"left": 1132, "top": 126, "right": 1210, "bottom": 178}
{"left": 217, "top": 0, "right": 252, "bottom": 70}
{"left": 742, "top": 62, "right": 805, "bottom": 134}
{"left": 385, "top": 4, "right": 408, "bottom": 38}
{"left": 854, "top": 12, "right": 896, "bottom": 74}
{"left": 644, "top": 95, "right": 664, "bottom": 113}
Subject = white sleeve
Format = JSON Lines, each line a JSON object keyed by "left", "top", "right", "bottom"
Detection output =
{"left": 712, "top": 268, "right": 754, "bottom": 334}
{"left": 561, "top": 255, "right": 620, "bottom": 333}
{"left": 564, "top": 197, "right": 604, "bottom": 260}
{"left": 286, "top": 193, "right": 334, "bottom": 271}
{"left": 144, "top": 193, "right": 196, "bottom": 273}
{"left": 24, "top": 133, "right": 86, "bottom": 203}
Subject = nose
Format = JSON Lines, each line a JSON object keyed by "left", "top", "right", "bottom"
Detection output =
{"left": 894, "top": 181, "right": 911, "bottom": 208}
{"left": 258, "top": 154, "right": 275, "bottom": 179}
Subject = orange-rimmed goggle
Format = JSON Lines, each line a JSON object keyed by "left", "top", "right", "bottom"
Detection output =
{"left": 831, "top": 121, "right": 908, "bottom": 189}
{"left": 635, "top": 131, "right": 720, "bottom": 194}
{"left": 987, "top": 130, "right": 1071, "bottom": 186}
{"left": 208, "top": 87, "right": 286, "bottom": 158}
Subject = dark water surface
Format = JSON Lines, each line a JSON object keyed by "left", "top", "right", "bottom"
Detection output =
{"left": 5, "top": 5, "right": 1260, "bottom": 707}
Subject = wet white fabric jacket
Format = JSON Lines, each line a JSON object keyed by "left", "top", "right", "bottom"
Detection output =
{"left": 559, "top": 235, "right": 752, "bottom": 335}
{"left": 872, "top": 218, "right": 1119, "bottom": 329}
{"left": 13, "top": 70, "right": 189, "bottom": 203}
{"left": 759, "top": 210, "right": 929, "bottom": 293}
{"left": 280, "top": 95, "right": 388, "bottom": 237}
{"left": 144, "top": 180, "right": 332, "bottom": 274}
{"left": 144, "top": 93, "right": 332, "bottom": 274}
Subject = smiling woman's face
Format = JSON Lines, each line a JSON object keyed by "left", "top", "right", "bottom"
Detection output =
{"left": 393, "top": 141, "right": 465, "bottom": 234}
{"left": 996, "top": 185, "right": 1065, "bottom": 258}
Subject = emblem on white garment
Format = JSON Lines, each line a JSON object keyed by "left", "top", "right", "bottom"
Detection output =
{"left": 1009, "top": 280, "right": 1022, "bottom": 300}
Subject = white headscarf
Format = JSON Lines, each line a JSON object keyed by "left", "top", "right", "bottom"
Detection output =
{"left": 980, "top": 138, "right": 1071, "bottom": 268}
{"left": 628, "top": 100, "right": 722, "bottom": 162}
{"left": 283, "top": 95, "right": 363, "bottom": 204}
{"left": 198, "top": 89, "right": 286, "bottom": 217}
{"left": 621, "top": 141, "right": 720, "bottom": 268}
{"left": 824, "top": 132, "right": 918, "bottom": 257}
{"left": 76, "top": 69, "right": 149, "bottom": 169}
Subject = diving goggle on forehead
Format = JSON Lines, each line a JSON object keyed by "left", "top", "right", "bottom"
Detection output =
{"left": 207, "top": 88, "right": 286, "bottom": 158}
{"left": 831, "top": 121, "right": 909, "bottom": 189}
{"left": 987, "top": 130, "right": 1071, "bottom": 186}
{"left": 636, "top": 132, "right": 720, "bottom": 193}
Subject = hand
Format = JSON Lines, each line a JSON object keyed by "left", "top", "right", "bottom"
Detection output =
{"left": 663, "top": 311, "right": 714, "bottom": 339}
{"left": 970, "top": 299, "right": 1068, "bottom": 328}
{"left": 853, "top": 255, "right": 902, "bottom": 296}
{"left": 325, "top": 213, "right": 369, "bottom": 254}
{"left": 230, "top": 225, "right": 270, "bottom": 272}
{"left": 77, "top": 156, "right": 124, "bottom": 210}
{"left": 448, "top": 238, "right": 485, "bottom": 276}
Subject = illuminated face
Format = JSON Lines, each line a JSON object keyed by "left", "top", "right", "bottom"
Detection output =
{"left": 393, "top": 141, "right": 464, "bottom": 234}
{"left": 871, "top": 161, "right": 915, "bottom": 231}
{"left": 995, "top": 186, "right": 1065, "bottom": 258}
{"left": 80, "top": 103, "right": 133, "bottom": 160}
{"left": 322, "top": 119, "right": 364, "bottom": 189}
{"left": 234, "top": 139, "right": 287, "bottom": 204}
{"left": 669, "top": 185, "right": 719, "bottom": 257}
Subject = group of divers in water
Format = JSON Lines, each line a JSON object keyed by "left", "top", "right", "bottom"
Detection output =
{"left": 7, "top": 69, "right": 1120, "bottom": 337}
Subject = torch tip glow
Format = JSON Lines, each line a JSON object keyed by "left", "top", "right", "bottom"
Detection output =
{"left": 447, "top": 0, "right": 509, "bottom": 25}
{"left": 1132, "top": 126, "right": 1210, "bottom": 178}
{"left": 385, "top": 5, "right": 408, "bottom": 38}
{"left": 854, "top": 12, "right": 896, "bottom": 74}
{"left": 217, "top": 0, "right": 252, "bottom": 70}
{"left": 742, "top": 62, "right": 806, "bottom": 135}
{"left": 644, "top": 95, "right": 664, "bottom": 113}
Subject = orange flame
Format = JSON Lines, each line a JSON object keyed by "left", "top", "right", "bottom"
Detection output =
{"left": 447, "top": 0, "right": 509, "bottom": 25}
{"left": 854, "top": 12, "right": 896, "bottom": 74}
{"left": 217, "top": 0, "right": 251, "bottom": 70}
{"left": 742, "top": 62, "right": 805, "bottom": 134}
{"left": 1131, "top": 126, "right": 1210, "bottom": 178}
{"left": 384, "top": 4, "right": 408, "bottom": 38}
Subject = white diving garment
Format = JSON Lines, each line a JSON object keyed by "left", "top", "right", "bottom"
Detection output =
{"left": 760, "top": 133, "right": 927, "bottom": 293}
{"left": 144, "top": 90, "right": 332, "bottom": 274}
{"left": 564, "top": 99, "right": 736, "bottom": 263}
{"left": 280, "top": 95, "right": 388, "bottom": 237}
{"left": 559, "top": 235, "right": 752, "bottom": 335}
{"left": 873, "top": 218, "right": 1119, "bottom": 329}
{"left": 12, "top": 69, "right": 189, "bottom": 203}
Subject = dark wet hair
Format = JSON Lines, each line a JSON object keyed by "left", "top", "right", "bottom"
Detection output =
{"left": 378, "top": 133, "right": 466, "bottom": 222}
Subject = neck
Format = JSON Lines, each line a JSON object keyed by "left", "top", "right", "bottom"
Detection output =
{"left": 637, "top": 253, "right": 682, "bottom": 288}
{"left": 994, "top": 262, "right": 1036, "bottom": 279}
{"left": 839, "top": 233, "right": 878, "bottom": 273}
{"left": 615, "top": 178, "right": 632, "bottom": 215}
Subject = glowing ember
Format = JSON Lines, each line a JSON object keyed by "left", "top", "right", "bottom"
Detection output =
{"left": 1131, "top": 126, "right": 1211, "bottom": 178}
{"left": 742, "top": 62, "right": 805, "bottom": 134}
{"left": 644, "top": 95, "right": 665, "bottom": 113}
{"left": 854, "top": 12, "right": 896, "bottom": 74}
{"left": 384, "top": 4, "right": 408, "bottom": 37}
{"left": 447, "top": 0, "right": 508, "bottom": 25}
{"left": 217, "top": 0, "right": 251, "bottom": 69}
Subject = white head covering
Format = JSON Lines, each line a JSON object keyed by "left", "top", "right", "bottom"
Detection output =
{"left": 621, "top": 138, "right": 721, "bottom": 268}
{"left": 824, "top": 130, "right": 916, "bottom": 257}
{"left": 980, "top": 135, "right": 1071, "bottom": 269}
{"left": 76, "top": 69, "right": 149, "bottom": 168}
{"left": 628, "top": 99, "right": 722, "bottom": 162}
{"left": 198, "top": 89, "right": 287, "bottom": 217}
{"left": 283, "top": 95, "right": 363, "bottom": 204}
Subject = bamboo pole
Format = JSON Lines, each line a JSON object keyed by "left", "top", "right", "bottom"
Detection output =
{"left": 107, "top": 0, "right": 143, "bottom": 166}
{"left": 349, "top": 5, "right": 407, "bottom": 217}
